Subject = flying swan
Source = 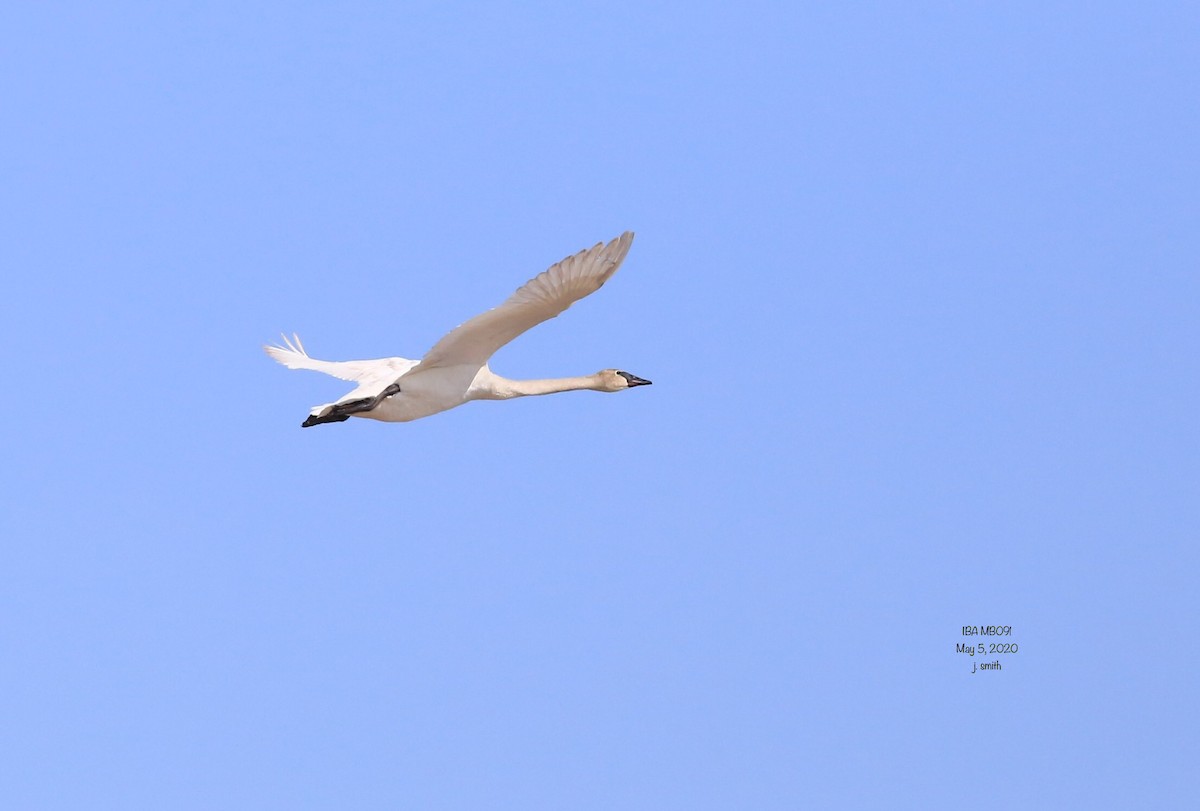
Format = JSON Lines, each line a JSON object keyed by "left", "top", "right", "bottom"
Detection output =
{"left": 265, "top": 232, "right": 651, "bottom": 427}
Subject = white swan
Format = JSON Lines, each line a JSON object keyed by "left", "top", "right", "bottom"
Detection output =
{"left": 265, "top": 232, "right": 651, "bottom": 427}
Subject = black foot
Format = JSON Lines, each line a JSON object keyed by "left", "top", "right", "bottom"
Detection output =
{"left": 301, "top": 412, "right": 351, "bottom": 428}
{"left": 299, "top": 383, "right": 401, "bottom": 428}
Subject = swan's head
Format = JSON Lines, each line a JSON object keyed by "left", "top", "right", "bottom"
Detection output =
{"left": 597, "top": 369, "right": 653, "bottom": 392}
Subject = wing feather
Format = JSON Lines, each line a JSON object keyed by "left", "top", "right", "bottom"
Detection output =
{"left": 418, "top": 232, "right": 634, "bottom": 369}
{"left": 264, "top": 333, "right": 417, "bottom": 383}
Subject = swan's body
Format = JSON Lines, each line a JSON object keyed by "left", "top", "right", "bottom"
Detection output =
{"left": 265, "top": 232, "right": 650, "bottom": 427}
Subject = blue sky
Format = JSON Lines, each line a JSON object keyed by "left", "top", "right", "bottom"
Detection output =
{"left": 3, "top": 2, "right": 1197, "bottom": 808}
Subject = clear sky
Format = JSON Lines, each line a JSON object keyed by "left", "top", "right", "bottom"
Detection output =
{"left": 3, "top": 3, "right": 1197, "bottom": 808}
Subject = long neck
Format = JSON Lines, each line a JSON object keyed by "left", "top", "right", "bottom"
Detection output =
{"left": 494, "top": 374, "right": 603, "bottom": 398}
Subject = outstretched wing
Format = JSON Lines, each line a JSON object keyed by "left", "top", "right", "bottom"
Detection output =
{"left": 417, "top": 232, "right": 635, "bottom": 370}
{"left": 264, "top": 333, "right": 418, "bottom": 383}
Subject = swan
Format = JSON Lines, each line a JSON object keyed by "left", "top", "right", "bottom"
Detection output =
{"left": 265, "top": 232, "right": 651, "bottom": 427}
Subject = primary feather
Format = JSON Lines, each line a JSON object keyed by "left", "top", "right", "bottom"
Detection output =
{"left": 264, "top": 333, "right": 418, "bottom": 383}
{"left": 418, "top": 232, "right": 634, "bottom": 369}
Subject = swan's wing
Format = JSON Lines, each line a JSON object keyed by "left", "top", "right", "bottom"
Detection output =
{"left": 418, "top": 232, "right": 635, "bottom": 370}
{"left": 264, "top": 333, "right": 418, "bottom": 382}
